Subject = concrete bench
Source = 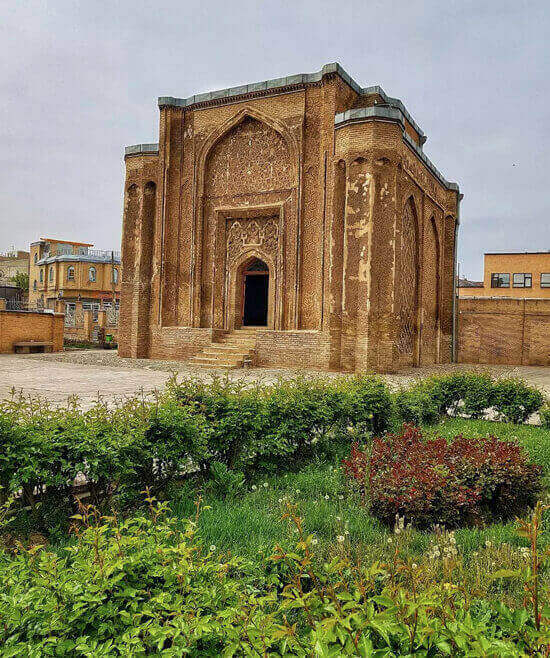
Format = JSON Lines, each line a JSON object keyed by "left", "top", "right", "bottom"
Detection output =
{"left": 13, "top": 341, "right": 54, "bottom": 354}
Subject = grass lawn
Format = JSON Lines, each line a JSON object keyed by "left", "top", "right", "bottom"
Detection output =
{"left": 168, "top": 417, "right": 550, "bottom": 605}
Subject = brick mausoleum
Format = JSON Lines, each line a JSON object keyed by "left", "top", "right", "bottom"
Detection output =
{"left": 119, "top": 63, "right": 460, "bottom": 372}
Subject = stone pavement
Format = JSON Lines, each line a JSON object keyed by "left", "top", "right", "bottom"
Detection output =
{"left": 1, "top": 350, "right": 549, "bottom": 406}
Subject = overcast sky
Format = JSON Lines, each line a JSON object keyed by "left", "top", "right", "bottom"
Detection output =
{"left": 1, "top": 0, "right": 548, "bottom": 278}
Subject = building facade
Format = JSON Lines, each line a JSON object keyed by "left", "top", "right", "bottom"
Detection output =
{"left": 120, "top": 63, "right": 460, "bottom": 372}
{"left": 0, "top": 250, "right": 29, "bottom": 285}
{"left": 29, "top": 238, "right": 121, "bottom": 312}
{"left": 459, "top": 252, "right": 550, "bottom": 299}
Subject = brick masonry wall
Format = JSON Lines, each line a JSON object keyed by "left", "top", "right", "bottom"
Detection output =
{"left": 0, "top": 311, "right": 64, "bottom": 353}
{"left": 254, "top": 330, "right": 331, "bottom": 369}
{"left": 458, "top": 297, "right": 550, "bottom": 366}
{"left": 148, "top": 327, "right": 216, "bottom": 360}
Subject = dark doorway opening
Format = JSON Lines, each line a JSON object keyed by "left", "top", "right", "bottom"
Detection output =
{"left": 242, "top": 259, "right": 268, "bottom": 326}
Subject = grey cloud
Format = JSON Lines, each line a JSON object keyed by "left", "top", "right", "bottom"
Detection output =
{"left": 1, "top": 0, "right": 549, "bottom": 277}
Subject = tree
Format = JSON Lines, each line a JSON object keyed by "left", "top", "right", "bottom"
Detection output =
{"left": 10, "top": 272, "right": 29, "bottom": 291}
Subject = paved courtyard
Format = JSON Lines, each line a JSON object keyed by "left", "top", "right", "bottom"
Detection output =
{"left": 1, "top": 349, "right": 550, "bottom": 406}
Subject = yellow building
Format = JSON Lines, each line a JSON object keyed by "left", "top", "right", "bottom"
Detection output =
{"left": 459, "top": 252, "right": 550, "bottom": 299}
{"left": 28, "top": 238, "right": 121, "bottom": 311}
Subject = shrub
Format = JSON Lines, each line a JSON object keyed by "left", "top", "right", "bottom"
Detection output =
{"left": 541, "top": 404, "right": 550, "bottom": 429}
{"left": 135, "top": 397, "right": 207, "bottom": 490}
{"left": 170, "top": 377, "right": 268, "bottom": 471}
{"left": 343, "top": 425, "right": 543, "bottom": 528}
{"left": 170, "top": 375, "right": 393, "bottom": 473}
{"left": 395, "top": 372, "right": 545, "bottom": 424}
{"left": 491, "top": 378, "right": 545, "bottom": 423}
{"left": 394, "top": 386, "right": 440, "bottom": 425}
{"left": 1, "top": 503, "right": 548, "bottom": 656}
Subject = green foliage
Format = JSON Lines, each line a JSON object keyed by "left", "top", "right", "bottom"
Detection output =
{"left": 541, "top": 404, "right": 550, "bottom": 429}
{"left": 491, "top": 377, "right": 545, "bottom": 423}
{"left": 0, "top": 375, "right": 393, "bottom": 532}
{"left": 204, "top": 461, "right": 245, "bottom": 499}
{"left": 0, "top": 502, "right": 549, "bottom": 656}
{"left": 9, "top": 271, "right": 29, "bottom": 291}
{"left": 394, "top": 385, "right": 440, "bottom": 425}
{"left": 395, "top": 372, "right": 545, "bottom": 425}
{"left": 169, "top": 374, "right": 393, "bottom": 474}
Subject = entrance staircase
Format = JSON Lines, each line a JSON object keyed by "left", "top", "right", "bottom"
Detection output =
{"left": 188, "top": 327, "right": 259, "bottom": 369}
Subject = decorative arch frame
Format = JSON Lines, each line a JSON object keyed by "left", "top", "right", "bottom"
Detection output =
{"left": 430, "top": 215, "right": 441, "bottom": 326}
{"left": 195, "top": 106, "right": 300, "bottom": 191}
{"left": 191, "top": 108, "right": 300, "bottom": 330}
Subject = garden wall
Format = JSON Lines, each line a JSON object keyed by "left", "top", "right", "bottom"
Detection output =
{"left": 0, "top": 308, "right": 64, "bottom": 353}
{"left": 458, "top": 297, "right": 550, "bottom": 366}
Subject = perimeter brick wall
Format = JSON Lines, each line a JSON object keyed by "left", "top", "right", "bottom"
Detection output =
{"left": 458, "top": 297, "right": 550, "bottom": 366}
{"left": 0, "top": 310, "right": 64, "bottom": 353}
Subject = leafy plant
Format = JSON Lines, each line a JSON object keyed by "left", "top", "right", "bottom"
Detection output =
{"left": 343, "top": 424, "right": 543, "bottom": 528}
{"left": 1, "top": 500, "right": 548, "bottom": 655}
{"left": 204, "top": 461, "right": 245, "bottom": 499}
{"left": 491, "top": 378, "right": 545, "bottom": 423}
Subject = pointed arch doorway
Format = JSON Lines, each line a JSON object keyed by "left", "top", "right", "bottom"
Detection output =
{"left": 241, "top": 258, "right": 269, "bottom": 326}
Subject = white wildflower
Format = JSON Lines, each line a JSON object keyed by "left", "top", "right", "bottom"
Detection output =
{"left": 337, "top": 535, "right": 345, "bottom": 543}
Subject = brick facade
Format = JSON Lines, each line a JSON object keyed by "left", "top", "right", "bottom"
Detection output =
{"left": 120, "top": 64, "right": 460, "bottom": 372}
{"left": 0, "top": 310, "right": 64, "bottom": 353}
{"left": 458, "top": 297, "right": 550, "bottom": 366}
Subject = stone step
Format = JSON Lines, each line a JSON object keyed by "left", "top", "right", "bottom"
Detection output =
{"left": 188, "top": 328, "right": 261, "bottom": 369}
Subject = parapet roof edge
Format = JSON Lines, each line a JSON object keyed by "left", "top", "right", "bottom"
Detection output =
{"left": 124, "top": 143, "right": 159, "bottom": 156}
{"left": 37, "top": 254, "right": 121, "bottom": 265}
{"left": 484, "top": 251, "right": 550, "bottom": 256}
{"left": 157, "top": 62, "right": 425, "bottom": 140}
{"left": 334, "top": 107, "right": 458, "bottom": 192}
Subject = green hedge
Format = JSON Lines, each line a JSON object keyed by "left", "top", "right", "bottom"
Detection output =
{"left": 0, "top": 372, "right": 545, "bottom": 533}
{"left": 0, "top": 376, "right": 393, "bottom": 529}
{"left": 395, "top": 372, "right": 545, "bottom": 426}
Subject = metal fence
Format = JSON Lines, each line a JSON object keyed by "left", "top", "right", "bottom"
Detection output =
{"left": 5, "top": 299, "right": 49, "bottom": 313}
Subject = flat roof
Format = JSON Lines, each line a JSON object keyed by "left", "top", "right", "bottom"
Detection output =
{"left": 39, "top": 238, "right": 94, "bottom": 247}
{"left": 485, "top": 251, "right": 550, "bottom": 256}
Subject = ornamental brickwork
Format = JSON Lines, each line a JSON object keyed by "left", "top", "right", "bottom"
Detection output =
{"left": 120, "top": 64, "right": 460, "bottom": 372}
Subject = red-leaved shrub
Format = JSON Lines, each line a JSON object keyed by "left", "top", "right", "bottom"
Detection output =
{"left": 342, "top": 425, "right": 542, "bottom": 528}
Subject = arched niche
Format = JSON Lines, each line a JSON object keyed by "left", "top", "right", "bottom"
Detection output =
{"left": 396, "top": 196, "right": 420, "bottom": 364}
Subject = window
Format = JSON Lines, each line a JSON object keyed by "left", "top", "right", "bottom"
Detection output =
{"left": 33, "top": 280, "right": 37, "bottom": 291}
{"left": 513, "top": 273, "right": 532, "bottom": 288}
{"left": 541, "top": 273, "right": 550, "bottom": 288}
{"left": 83, "top": 302, "right": 100, "bottom": 320}
{"left": 67, "top": 266, "right": 75, "bottom": 281}
{"left": 88, "top": 267, "right": 96, "bottom": 282}
{"left": 112, "top": 268, "right": 119, "bottom": 284}
{"left": 34, "top": 253, "right": 38, "bottom": 264}
{"left": 39, "top": 269, "right": 43, "bottom": 283}
{"left": 49, "top": 267, "right": 54, "bottom": 282}
{"left": 491, "top": 273, "right": 510, "bottom": 288}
